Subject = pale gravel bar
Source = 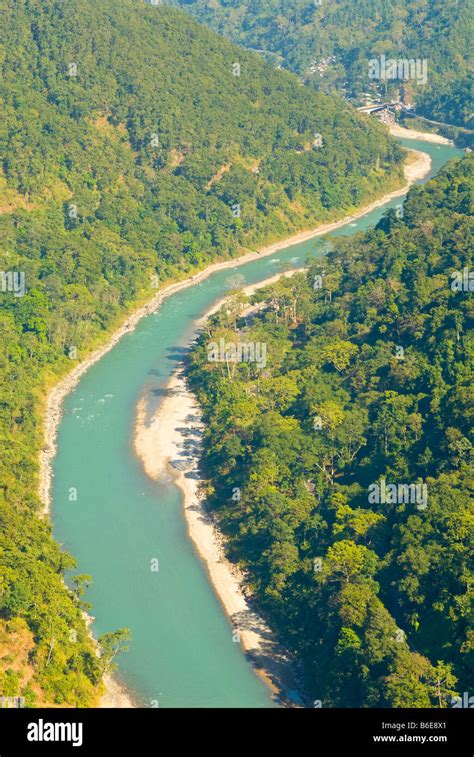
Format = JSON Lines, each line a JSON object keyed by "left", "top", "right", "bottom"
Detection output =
{"left": 38, "top": 128, "right": 433, "bottom": 707}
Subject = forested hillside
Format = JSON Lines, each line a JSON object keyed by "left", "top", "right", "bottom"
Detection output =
{"left": 188, "top": 154, "right": 473, "bottom": 706}
{"left": 172, "top": 0, "right": 473, "bottom": 129}
{"left": 0, "top": 0, "right": 402, "bottom": 705}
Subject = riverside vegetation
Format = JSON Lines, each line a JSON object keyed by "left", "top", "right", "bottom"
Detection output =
{"left": 0, "top": 0, "right": 403, "bottom": 704}
{"left": 187, "top": 155, "right": 473, "bottom": 707}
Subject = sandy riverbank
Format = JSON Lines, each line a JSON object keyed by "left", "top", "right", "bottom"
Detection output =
{"left": 389, "top": 123, "right": 454, "bottom": 145}
{"left": 134, "top": 369, "right": 302, "bottom": 704}
{"left": 132, "top": 141, "right": 434, "bottom": 703}
{"left": 100, "top": 675, "right": 136, "bottom": 708}
{"left": 134, "top": 271, "right": 306, "bottom": 704}
{"left": 40, "top": 143, "right": 429, "bottom": 514}
{"left": 39, "top": 139, "right": 432, "bottom": 708}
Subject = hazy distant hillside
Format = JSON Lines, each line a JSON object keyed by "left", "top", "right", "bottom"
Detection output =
{"left": 171, "top": 0, "right": 473, "bottom": 128}
{"left": 0, "top": 0, "right": 401, "bottom": 705}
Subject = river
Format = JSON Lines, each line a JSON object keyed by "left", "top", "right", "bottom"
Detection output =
{"left": 51, "top": 138, "right": 462, "bottom": 708}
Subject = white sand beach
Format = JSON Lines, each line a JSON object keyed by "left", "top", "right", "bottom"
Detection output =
{"left": 100, "top": 675, "right": 136, "bottom": 709}
{"left": 134, "top": 362, "right": 301, "bottom": 703}
{"left": 389, "top": 123, "right": 454, "bottom": 145}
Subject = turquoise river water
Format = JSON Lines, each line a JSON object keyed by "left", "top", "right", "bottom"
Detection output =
{"left": 52, "top": 138, "right": 462, "bottom": 708}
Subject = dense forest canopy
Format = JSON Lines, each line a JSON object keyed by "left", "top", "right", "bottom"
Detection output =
{"left": 171, "top": 0, "right": 473, "bottom": 129}
{"left": 188, "top": 154, "right": 473, "bottom": 706}
{"left": 0, "top": 0, "right": 402, "bottom": 704}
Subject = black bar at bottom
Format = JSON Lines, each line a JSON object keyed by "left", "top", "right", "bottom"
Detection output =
{"left": 0, "top": 707, "right": 471, "bottom": 755}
